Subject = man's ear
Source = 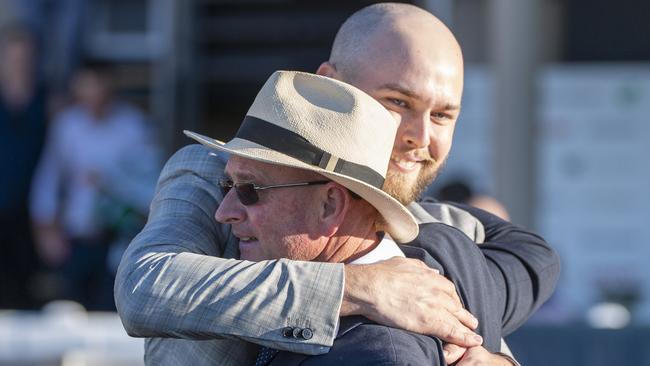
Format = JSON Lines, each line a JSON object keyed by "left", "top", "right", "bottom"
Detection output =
{"left": 316, "top": 61, "right": 338, "bottom": 78}
{"left": 318, "top": 183, "right": 350, "bottom": 237}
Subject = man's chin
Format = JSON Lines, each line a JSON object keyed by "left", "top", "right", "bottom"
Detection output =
{"left": 384, "top": 163, "right": 439, "bottom": 205}
{"left": 384, "top": 172, "right": 419, "bottom": 205}
{"left": 239, "top": 253, "right": 255, "bottom": 261}
{"left": 239, "top": 243, "right": 262, "bottom": 262}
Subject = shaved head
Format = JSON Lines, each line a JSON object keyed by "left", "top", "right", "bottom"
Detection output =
{"left": 330, "top": 3, "right": 462, "bottom": 85}
{"left": 320, "top": 3, "right": 465, "bottom": 205}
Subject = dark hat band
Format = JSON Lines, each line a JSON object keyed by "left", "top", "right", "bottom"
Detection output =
{"left": 236, "top": 115, "right": 385, "bottom": 189}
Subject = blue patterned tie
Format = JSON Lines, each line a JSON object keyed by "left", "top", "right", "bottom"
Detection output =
{"left": 253, "top": 346, "right": 279, "bottom": 366}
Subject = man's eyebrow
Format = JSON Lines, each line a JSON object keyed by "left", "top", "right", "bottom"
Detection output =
{"left": 378, "top": 83, "right": 461, "bottom": 111}
{"left": 439, "top": 103, "right": 461, "bottom": 111}
{"left": 379, "top": 83, "right": 421, "bottom": 99}
{"left": 225, "top": 170, "right": 257, "bottom": 182}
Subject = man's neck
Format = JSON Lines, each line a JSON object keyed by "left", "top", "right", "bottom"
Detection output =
{"left": 347, "top": 234, "right": 404, "bottom": 264}
{"left": 315, "top": 223, "right": 381, "bottom": 263}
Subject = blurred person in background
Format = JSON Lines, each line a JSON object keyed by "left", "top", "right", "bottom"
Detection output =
{"left": 0, "top": 25, "right": 47, "bottom": 309}
{"left": 0, "top": 0, "right": 20, "bottom": 26}
{"left": 30, "top": 62, "right": 160, "bottom": 311}
{"left": 429, "top": 180, "right": 511, "bottom": 221}
{"left": 0, "top": 0, "right": 86, "bottom": 102}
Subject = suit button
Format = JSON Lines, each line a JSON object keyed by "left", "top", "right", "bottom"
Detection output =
{"left": 282, "top": 327, "right": 294, "bottom": 338}
{"left": 301, "top": 328, "right": 313, "bottom": 340}
{"left": 292, "top": 327, "right": 303, "bottom": 339}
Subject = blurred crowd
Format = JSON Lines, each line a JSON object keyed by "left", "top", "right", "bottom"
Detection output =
{"left": 0, "top": 1, "right": 161, "bottom": 311}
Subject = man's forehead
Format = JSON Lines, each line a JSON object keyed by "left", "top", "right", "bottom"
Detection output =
{"left": 224, "top": 157, "right": 270, "bottom": 181}
{"left": 348, "top": 47, "right": 463, "bottom": 106}
{"left": 351, "top": 22, "right": 464, "bottom": 97}
{"left": 224, "top": 156, "right": 311, "bottom": 181}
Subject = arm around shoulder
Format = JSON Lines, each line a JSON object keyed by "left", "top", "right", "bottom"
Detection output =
{"left": 449, "top": 202, "right": 561, "bottom": 334}
{"left": 114, "top": 145, "right": 344, "bottom": 354}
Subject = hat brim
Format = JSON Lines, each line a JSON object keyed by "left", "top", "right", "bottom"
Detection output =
{"left": 184, "top": 130, "right": 418, "bottom": 243}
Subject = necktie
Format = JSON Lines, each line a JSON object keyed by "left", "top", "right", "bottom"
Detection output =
{"left": 253, "top": 346, "right": 279, "bottom": 366}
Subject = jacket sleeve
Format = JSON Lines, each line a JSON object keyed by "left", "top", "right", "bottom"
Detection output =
{"left": 114, "top": 144, "right": 343, "bottom": 355}
{"left": 402, "top": 232, "right": 504, "bottom": 353}
{"left": 278, "top": 323, "right": 445, "bottom": 366}
{"left": 445, "top": 202, "right": 561, "bottom": 336}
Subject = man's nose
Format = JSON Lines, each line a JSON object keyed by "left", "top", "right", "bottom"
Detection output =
{"left": 215, "top": 188, "right": 246, "bottom": 224}
{"left": 399, "top": 113, "right": 430, "bottom": 149}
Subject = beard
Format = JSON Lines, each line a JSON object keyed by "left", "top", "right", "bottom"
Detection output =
{"left": 375, "top": 157, "right": 445, "bottom": 235}
{"left": 383, "top": 158, "right": 443, "bottom": 205}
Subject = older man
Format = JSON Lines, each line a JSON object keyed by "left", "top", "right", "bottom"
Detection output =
{"left": 116, "top": 3, "right": 559, "bottom": 365}
{"left": 187, "top": 70, "right": 511, "bottom": 365}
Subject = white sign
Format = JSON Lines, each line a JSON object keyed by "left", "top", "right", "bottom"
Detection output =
{"left": 438, "top": 65, "right": 650, "bottom": 325}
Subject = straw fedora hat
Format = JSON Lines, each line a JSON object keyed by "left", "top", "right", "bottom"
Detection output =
{"left": 184, "top": 70, "right": 418, "bottom": 242}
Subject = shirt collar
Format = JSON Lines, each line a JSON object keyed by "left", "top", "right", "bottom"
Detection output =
{"left": 348, "top": 234, "right": 405, "bottom": 264}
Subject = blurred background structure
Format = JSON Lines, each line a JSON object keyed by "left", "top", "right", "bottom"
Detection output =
{"left": 1, "top": 0, "right": 650, "bottom": 365}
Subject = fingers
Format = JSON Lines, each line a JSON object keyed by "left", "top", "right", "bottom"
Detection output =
{"left": 427, "top": 290, "right": 478, "bottom": 331}
{"left": 344, "top": 257, "right": 483, "bottom": 348}
{"left": 443, "top": 344, "right": 467, "bottom": 364}
{"left": 417, "top": 278, "right": 481, "bottom": 346}
{"left": 429, "top": 273, "right": 463, "bottom": 310}
{"left": 426, "top": 274, "right": 478, "bottom": 330}
{"left": 456, "top": 346, "right": 511, "bottom": 366}
{"left": 452, "top": 305, "right": 479, "bottom": 330}
{"left": 435, "top": 315, "right": 483, "bottom": 347}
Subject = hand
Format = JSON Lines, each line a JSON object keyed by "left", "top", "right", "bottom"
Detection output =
{"left": 341, "top": 256, "right": 483, "bottom": 348}
{"left": 444, "top": 343, "right": 467, "bottom": 364}
{"left": 456, "top": 346, "right": 516, "bottom": 366}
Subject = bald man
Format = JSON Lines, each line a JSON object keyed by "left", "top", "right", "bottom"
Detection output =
{"left": 115, "top": 3, "right": 559, "bottom": 365}
{"left": 320, "top": 4, "right": 463, "bottom": 206}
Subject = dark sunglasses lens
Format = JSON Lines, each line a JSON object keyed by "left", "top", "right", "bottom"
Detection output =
{"left": 235, "top": 183, "right": 259, "bottom": 205}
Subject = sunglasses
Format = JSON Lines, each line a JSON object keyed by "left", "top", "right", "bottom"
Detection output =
{"left": 219, "top": 179, "right": 330, "bottom": 206}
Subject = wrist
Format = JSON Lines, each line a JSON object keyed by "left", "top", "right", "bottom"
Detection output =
{"left": 493, "top": 352, "right": 518, "bottom": 366}
{"left": 340, "top": 264, "right": 373, "bottom": 317}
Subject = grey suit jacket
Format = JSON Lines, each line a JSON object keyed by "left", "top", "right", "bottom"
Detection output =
{"left": 115, "top": 145, "right": 559, "bottom": 365}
